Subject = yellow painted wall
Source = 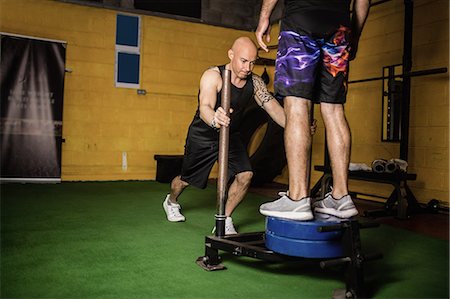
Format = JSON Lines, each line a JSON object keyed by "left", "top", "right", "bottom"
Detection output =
{"left": 0, "top": 0, "right": 260, "bottom": 181}
{"left": 272, "top": 0, "right": 449, "bottom": 207}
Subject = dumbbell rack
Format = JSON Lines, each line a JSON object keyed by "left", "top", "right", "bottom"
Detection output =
{"left": 196, "top": 218, "right": 382, "bottom": 299}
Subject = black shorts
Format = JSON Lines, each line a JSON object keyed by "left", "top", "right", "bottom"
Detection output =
{"left": 180, "top": 134, "right": 252, "bottom": 189}
{"left": 274, "top": 26, "right": 351, "bottom": 103}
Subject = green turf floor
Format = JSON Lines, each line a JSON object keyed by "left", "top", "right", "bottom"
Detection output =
{"left": 1, "top": 181, "right": 449, "bottom": 298}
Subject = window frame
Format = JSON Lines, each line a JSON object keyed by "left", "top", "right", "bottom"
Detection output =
{"left": 115, "top": 14, "right": 141, "bottom": 89}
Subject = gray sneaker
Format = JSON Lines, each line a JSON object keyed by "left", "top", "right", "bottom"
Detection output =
{"left": 313, "top": 193, "right": 358, "bottom": 219}
{"left": 259, "top": 195, "right": 313, "bottom": 221}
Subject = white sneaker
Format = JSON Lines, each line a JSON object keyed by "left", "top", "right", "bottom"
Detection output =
{"left": 163, "top": 194, "right": 185, "bottom": 222}
{"left": 211, "top": 217, "right": 238, "bottom": 235}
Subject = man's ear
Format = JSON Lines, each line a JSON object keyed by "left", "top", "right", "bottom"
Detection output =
{"left": 228, "top": 49, "right": 234, "bottom": 60}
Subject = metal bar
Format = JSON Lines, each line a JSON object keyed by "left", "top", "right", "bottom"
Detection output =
{"left": 344, "top": 220, "right": 366, "bottom": 298}
{"left": 350, "top": 191, "right": 389, "bottom": 200}
{"left": 348, "top": 67, "right": 448, "bottom": 84}
{"left": 387, "top": 66, "right": 395, "bottom": 140}
{"left": 215, "top": 231, "right": 266, "bottom": 242}
{"left": 215, "top": 69, "right": 231, "bottom": 237}
{"left": 320, "top": 257, "right": 351, "bottom": 269}
{"left": 206, "top": 235, "right": 302, "bottom": 262}
{"left": 400, "top": 0, "right": 413, "bottom": 161}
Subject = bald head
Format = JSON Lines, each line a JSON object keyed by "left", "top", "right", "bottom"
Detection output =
{"left": 231, "top": 36, "right": 258, "bottom": 53}
{"left": 228, "top": 37, "right": 258, "bottom": 79}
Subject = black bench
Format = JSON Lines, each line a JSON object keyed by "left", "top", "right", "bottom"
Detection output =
{"left": 154, "top": 155, "right": 184, "bottom": 183}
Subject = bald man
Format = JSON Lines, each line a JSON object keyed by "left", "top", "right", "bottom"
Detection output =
{"left": 162, "top": 37, "right": 287, "bottom": 234}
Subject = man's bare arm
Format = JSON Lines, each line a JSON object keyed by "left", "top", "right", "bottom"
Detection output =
{"left": 199, "top": 68, "right": 230, "bottom": 129}
{"left": 350, "top": 0, "right": 371, "bottom": 60}
{"left": 255, "top": 0, "right": 279, "bottom": 52}
{"left": 252, "top": 74, "right": 285, "bottom": 128}
{"left": 252, "top": 74, "right": 318, "bottom": 135}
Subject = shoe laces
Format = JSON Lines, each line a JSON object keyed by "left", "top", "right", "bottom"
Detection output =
{"left": 225, "top": 220, "right": 236, "bottom": 234}
{"left": 278, "top": 191, "right": 288, "bottom": 197}
{"left": 167, "top": 203, "right": 183, "bottom": 217}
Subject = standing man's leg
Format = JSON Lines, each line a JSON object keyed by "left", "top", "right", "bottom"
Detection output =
{"left": 258, "top": 30, "right": 318, "bottom": 221}
{"left": 314, "top": 103, "right": 357, "bottom": 218}
{"left": 284, "top": 97, "right": 312, "bottom": 200}
{"left": 313, "top": 26, "right": 358, "bottom": 219}
{"left": 320, "top": 103, "right": 351, "bottom": 198}
{"left": 258, "top": 96, "right": 314, "bottom": 220}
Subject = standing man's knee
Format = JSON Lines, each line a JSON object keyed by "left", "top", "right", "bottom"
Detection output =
{"left": 320, "top": 103, "right": 350, "bottom": 133}
{"left": 284, "top": 97, "right": 312, "bottom": 123}
{"left": 320, "top": 103, "right": 345, "bottom": 119}
{"left": 285, "top": 96, "right": 310, "bottom": 112}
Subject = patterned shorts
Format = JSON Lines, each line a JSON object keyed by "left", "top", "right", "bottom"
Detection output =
{"left": 274, "top": 26, "right": 351, "bottom": 103}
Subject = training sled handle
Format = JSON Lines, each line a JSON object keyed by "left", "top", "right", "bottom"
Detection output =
{"left": 215, "top": 68, "right": 231, "bottom": 237}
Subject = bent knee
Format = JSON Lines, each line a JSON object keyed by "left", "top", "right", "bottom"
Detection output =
{"left": 236, "top": 171, "right": 253, "bottom": 184}
{"left": 172, "top": 175, "right": 189, "bottom": 187}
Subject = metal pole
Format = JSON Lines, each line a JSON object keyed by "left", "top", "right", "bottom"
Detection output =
{"left": 215, "top": 69, "right": 231, "bottom": 237}
{"left": 400, "top": 0, "right": 413, "bottom": 161}
{"left": 348, "top": 67, "right": 447, "bottom": 84}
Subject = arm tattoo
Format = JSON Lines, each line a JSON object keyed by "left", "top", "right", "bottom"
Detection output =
{"left": 252, "top": 74, "right": 273, "bottom": 109}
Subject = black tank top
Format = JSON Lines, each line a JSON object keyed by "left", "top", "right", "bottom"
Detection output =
{"left": 281, "top": 0, "right": 351, "bottom": 36}
{"left": 186, "top": 65, "right": 254, "bottom": 143}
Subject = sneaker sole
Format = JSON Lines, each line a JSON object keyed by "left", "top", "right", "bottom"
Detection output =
{"left": 166, "top": 216, "right": 185, "bottom": 222}
{"left": 162, "top": 201, "right": 186, "bottom": 222}
{"left": 259, "top": 209, "right": 314, "bottom": 221}
{"left": 314, "top": 207, "right": 358, "bottom": 219}
{"left": 211, "top": 227, "right": 238, "bottom": 235}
